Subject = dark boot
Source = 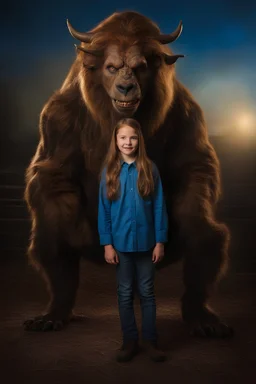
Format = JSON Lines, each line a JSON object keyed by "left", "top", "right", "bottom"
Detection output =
{"left": 143, "top": 340, "right": 166, "bottom": 362}
{"left": 116, "top": 340, "right": 139, "bottom": 362}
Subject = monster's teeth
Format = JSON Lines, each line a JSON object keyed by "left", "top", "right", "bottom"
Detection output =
{"left": 115, "top": 99, "right": 138, "bottom": 107}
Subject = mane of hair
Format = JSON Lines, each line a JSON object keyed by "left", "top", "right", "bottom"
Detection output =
{"left": 61, "top": 12, "right": 176, "bottom": 141}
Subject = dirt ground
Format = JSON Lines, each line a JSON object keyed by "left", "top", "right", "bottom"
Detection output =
{"left": 0, "top": 254, "right": 255, "bottom": 384}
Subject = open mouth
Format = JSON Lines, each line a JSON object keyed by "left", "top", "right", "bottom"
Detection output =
{"left": 113, "top": 99, "right": 140, "bottom": 109}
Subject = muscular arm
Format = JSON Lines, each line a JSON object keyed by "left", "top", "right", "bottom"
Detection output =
{"left": 25, "top": 93, "right": 82, "bottom": 210}
{"left": 167, "top": 81, "right": 221, "bottom": 227}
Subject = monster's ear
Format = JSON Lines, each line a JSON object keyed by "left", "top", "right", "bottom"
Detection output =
{"left": 75, "top": 44, "right": 103, "bottom": 69}
{"left": 151, "top": 53, "right": 185, "bottom": 68}
{"left": 163, "top": 53, "right": 185, "bottom": 65}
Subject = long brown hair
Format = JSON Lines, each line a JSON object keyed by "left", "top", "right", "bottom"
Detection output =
{"left": 102, "top": 118, "right": 154, "bottom": 200}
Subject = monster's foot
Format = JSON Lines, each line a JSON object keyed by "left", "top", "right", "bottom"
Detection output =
{"left": 182, "top": 304, "right": 234, "bottom": 339}
{"left": 23, "top": 313, "right": 71, "bottom": 332}
{"left": 23, "top": 310, "right": 87, "bottom": 331}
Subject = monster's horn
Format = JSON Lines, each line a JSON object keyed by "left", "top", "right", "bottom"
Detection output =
{"left": 74, "top": 44, "right": 103, "bottom": 56}
{"left": 156, "top": 21, "right": 183, "bottom": 44}
{"left": 67, "top": 19, "right": 93, "bottom": 43}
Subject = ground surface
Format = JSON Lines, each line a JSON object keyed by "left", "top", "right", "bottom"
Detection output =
{"left": 0, "top": 256, "right": 255, "bottom": 384}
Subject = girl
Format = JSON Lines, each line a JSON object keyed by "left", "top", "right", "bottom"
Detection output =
{"left": 98, "top": 118, "right": 168, "bottom": 363}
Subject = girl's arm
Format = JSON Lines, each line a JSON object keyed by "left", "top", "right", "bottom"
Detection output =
{"left": 152, "top": 164, "right": 169, "bottom": 244}
{"left": 98, "top": 172, "right": 113, "bottom": 246}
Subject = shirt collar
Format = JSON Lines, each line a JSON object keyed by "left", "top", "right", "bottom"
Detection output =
{"left": 120, "top": 159, "right": 137, "bottom": 168}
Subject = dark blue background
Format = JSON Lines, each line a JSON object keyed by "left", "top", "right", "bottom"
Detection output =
{"left": 1, "top": 0, "right": 256, "bottom": 139}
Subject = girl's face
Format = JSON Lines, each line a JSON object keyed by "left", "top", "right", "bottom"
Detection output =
{"left": 116, "top": 125, "right": 139, "bottom": 160}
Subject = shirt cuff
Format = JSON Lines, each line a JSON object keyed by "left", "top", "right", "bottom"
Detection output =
{"left": 155, "top": 230, "right": 168, "bottom": 243}
{"left": 100, "top": 234, "right": 113, "bottom": 245}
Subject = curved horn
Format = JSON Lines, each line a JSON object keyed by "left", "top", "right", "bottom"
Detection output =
{"left": 67, "top": 19, "right": 93, "bottom": 43}
{"left": 75, "top": 44, "right": 103, "bottom": 57}
{"left": 156, "top": 21, "right": 183, "bottom": 44}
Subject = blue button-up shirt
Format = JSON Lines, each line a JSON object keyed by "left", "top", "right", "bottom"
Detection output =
{"left": 98, "top": 160, "right": 168, "bottom": 252}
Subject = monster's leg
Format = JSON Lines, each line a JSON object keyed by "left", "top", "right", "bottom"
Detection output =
{"left": 23, "top": 220, "right": 82, "bottom": 331}
{"left": 180, "top": 217, "right": 233, "bottom": 338}
{"left": 23, "top": 173, "right": 92, "bottom": 332}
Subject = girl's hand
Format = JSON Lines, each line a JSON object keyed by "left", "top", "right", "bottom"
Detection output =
{"left": 104, "top": 245, "right": 119, "bottom": 264}
{"left": 152, "top": 243, "right": 165, "bottom": 263}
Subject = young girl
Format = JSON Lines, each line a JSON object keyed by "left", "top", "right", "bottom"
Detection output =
{"left": 98, "top": 118, "right": 168, "bottom": 363}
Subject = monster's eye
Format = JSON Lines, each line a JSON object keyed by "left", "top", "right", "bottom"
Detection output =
{"left": 84, "top": 64, "right": 96, "bottom": 70}
{"left": 137, "top": 61, "right": 147, "bottom": 70}
{"left": 107, "top": 65, "right": 117, "bottom": 74}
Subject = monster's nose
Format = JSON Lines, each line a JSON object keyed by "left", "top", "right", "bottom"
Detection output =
{"left": 116, "top": 83, "right": 134, "bottom": 96}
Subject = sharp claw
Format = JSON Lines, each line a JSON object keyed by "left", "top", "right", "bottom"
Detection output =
{"left": 23, "top": 319, "right": 34, "bottom": 327}
{"left": 24, "top": 323, "right": 33, "bottom": 331}
{"left": 191, "top": 324, "right": 207, "bottom": 338}
{"left": 191, "top": 322, "right": 234, "bottom": 339}
{"left": 23, "top": 313, "right": 82, "bottom": 332}
{"left": 196, "top": 326, "right": 207, "bottom": 338}
{"left": 42, "top": 321, "right": 54, "bottom": 332}
{"left": 32, "top": 319, "right": 44, "bottom": 331}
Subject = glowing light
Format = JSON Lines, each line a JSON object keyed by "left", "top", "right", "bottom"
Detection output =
{"left": 236, "top": 112, "right": 255, "bottom": 135}
{"left": 194, "top": 76, "right": 256, "bottom": 136}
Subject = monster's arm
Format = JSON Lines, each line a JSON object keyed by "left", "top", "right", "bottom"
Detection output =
{"left": 167, "top": 82, "right": 221, "bottom": 228}
{"left": 25, "top": 95, "right": 81, "bottom": 209}
{"left": 152, "top": 163, "right": 169, "bottom": 243}
{"left": 97, "top": 169, "right": 113, "bottom": 246}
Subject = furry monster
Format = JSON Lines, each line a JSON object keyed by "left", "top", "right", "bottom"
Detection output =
{"left": 24, "top": 11, "right": 232, "bottom": 337}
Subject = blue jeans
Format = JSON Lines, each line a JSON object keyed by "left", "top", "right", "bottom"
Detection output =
{"left": 116, "top": 249, "right": 157, "bottom": 342}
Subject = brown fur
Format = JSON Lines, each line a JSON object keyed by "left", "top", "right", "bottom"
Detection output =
{"left": 24, "top": 11, "right": 231, "bottom": 335}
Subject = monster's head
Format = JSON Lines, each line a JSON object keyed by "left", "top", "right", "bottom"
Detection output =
{"left": 66, "top": 11, "right": 184, "bottom": 132}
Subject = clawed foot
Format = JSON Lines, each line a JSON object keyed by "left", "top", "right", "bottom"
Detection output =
{"left": 183, "top": 305, "right": 234, "bottom": 339}
{"left": 23, "top": 311, "right": 87, "bottom": 331}
{"left": 189, "top": 319, "right": 233, "bottom": 338}
{"left": 24, "top": 313, "right": 70, "bottom": 332}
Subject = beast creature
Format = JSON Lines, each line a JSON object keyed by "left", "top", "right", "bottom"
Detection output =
{"left": 24, "top": 11, "right": 233, "bottom": 337}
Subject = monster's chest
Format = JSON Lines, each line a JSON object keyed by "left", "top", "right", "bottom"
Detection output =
{"left": 80, "top": 130, "right": 111, "bottom": 175}
{"left": 146, "top": 132, "right": 169, "bottom": 172}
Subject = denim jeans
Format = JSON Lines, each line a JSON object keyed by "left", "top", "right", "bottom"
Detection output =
{"left": 115, "top": 249, "right": 157, "bottom": 342}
